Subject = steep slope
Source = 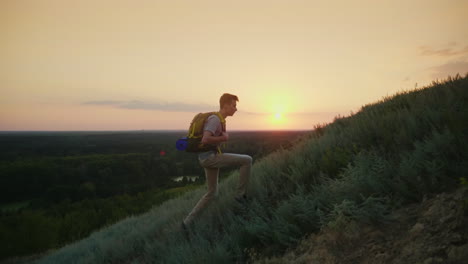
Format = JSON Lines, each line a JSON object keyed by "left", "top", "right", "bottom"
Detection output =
{"left": 31, "top": 75, "right": 468, "bottom": 264}
{"left": 255, "top": 187, "right": 468, "bottom": 264}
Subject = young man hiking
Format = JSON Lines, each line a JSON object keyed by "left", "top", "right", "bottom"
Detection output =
{"left": 182, "top": 93, "right": 252, "bottom": 228}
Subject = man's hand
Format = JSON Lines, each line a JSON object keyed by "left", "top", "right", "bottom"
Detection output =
{"left": 201, "top": 131, "right": 229, "bottom": 145}
{"left": 221, "top": 132, "right": 229, "bottom": 141}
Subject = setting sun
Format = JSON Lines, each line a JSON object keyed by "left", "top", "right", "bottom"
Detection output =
{"left": 274, "top": 113, "right": 282, "bottom": 120}
{"left": 263, "top": 92, "right": 292, "bottom": 127}
{"left": 270, "top": 109, "right": 286, "bottom": 125}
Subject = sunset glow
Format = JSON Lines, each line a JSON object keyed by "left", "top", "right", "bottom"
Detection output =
{"left": 1, "top": 0, "right": 467, "bottom": 131}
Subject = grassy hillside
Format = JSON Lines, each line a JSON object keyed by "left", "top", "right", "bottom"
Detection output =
{"left": 32, "top": 75, "right": 468, "bottom": 264}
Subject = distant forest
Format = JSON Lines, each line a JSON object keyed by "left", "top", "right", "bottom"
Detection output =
{"left": 0, "top": 130, "right": 310, "bottom": 260}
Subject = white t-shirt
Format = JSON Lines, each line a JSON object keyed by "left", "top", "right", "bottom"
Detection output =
{"left": 204, "top": 115, "right": 223, "bottom": 136}
{"left": 198, "top": 114, "right": 223, "bottom": 159}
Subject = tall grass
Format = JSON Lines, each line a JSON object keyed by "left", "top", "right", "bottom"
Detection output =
{"left": 34, "top": 74, "right": 468, "bottom": 263}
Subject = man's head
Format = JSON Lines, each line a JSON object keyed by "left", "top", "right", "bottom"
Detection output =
{"left": 219, "top": 93, "right": 238, "bottom": 117}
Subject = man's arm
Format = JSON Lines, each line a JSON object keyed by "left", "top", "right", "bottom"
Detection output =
{"left": 201, "top": 131, "right": 228, "bottom": 145}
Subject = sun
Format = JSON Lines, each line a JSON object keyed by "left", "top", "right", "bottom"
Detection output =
{"left": 271, "top": 110, "right": 286, "bottom": 125}
{"left": 268, "top": 102, "right": 288, "bottom": 125}
{"left": 263, "top": 92, "right": 293, "bottom": 127}
{"left": 274, "top": 112, "right": 283, "bottom": 121}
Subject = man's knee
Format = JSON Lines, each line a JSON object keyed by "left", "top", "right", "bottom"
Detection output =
{"left": 243, "top": 155, "right": 252, "bottom": 165}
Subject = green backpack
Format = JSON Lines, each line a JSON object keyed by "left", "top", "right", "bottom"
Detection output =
{"left": 184, "top": 112, "right": 226, "bottom": 153}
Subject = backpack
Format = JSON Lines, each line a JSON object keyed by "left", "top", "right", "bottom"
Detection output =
{"left": 176, "top": 112, "right": 226, "bottom": 153}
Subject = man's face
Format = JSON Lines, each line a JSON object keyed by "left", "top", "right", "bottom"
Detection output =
{"left": 225, "top": 100, "right": 237, "bottom": 116}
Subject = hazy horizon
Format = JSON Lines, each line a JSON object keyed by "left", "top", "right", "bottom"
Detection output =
{"left": 0, "top": 128, "right": 313, "bottom": 133}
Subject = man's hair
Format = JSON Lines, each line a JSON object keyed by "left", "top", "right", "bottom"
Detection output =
{"left": 219, "top": 93, "right": 239, "bottom": 108}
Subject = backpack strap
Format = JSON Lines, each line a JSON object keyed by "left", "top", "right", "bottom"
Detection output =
{"left": 213, "top": 112, "right": 226, "bottom": 153}
{"left": 214, "top": 112, "right": 226, "bottom": 132}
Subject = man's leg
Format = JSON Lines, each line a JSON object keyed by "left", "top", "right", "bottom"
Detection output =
{"left": 183, "top": 167, "right": 219, "bottom": 225}
{"left": 203, "top": 153, "right": 252, "bottom": 198}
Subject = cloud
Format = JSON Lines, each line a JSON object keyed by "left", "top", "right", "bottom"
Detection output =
{"left": 237, "top": 110, "right": 344, "bottom": 117}
{"left": 83, "top": 100, "right": 121, "bottom": 105}
{"left": 83, "top": 100, "right": 216, "bottom": 112}
{"left": 239, "top": 111, "right": 270, "bottom": 116}
{"left": 429, "top": 60, "right": 468, "bottom": 79}
{"left": 83, "top": 100, "right": 347, "bottom": 121}
{"left": 419, "top": 43, "right": 468, "bottom": 57}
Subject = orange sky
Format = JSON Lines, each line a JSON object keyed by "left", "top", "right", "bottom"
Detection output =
{"left": 1, "top": 0, "right": 468, "bottom": 131}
